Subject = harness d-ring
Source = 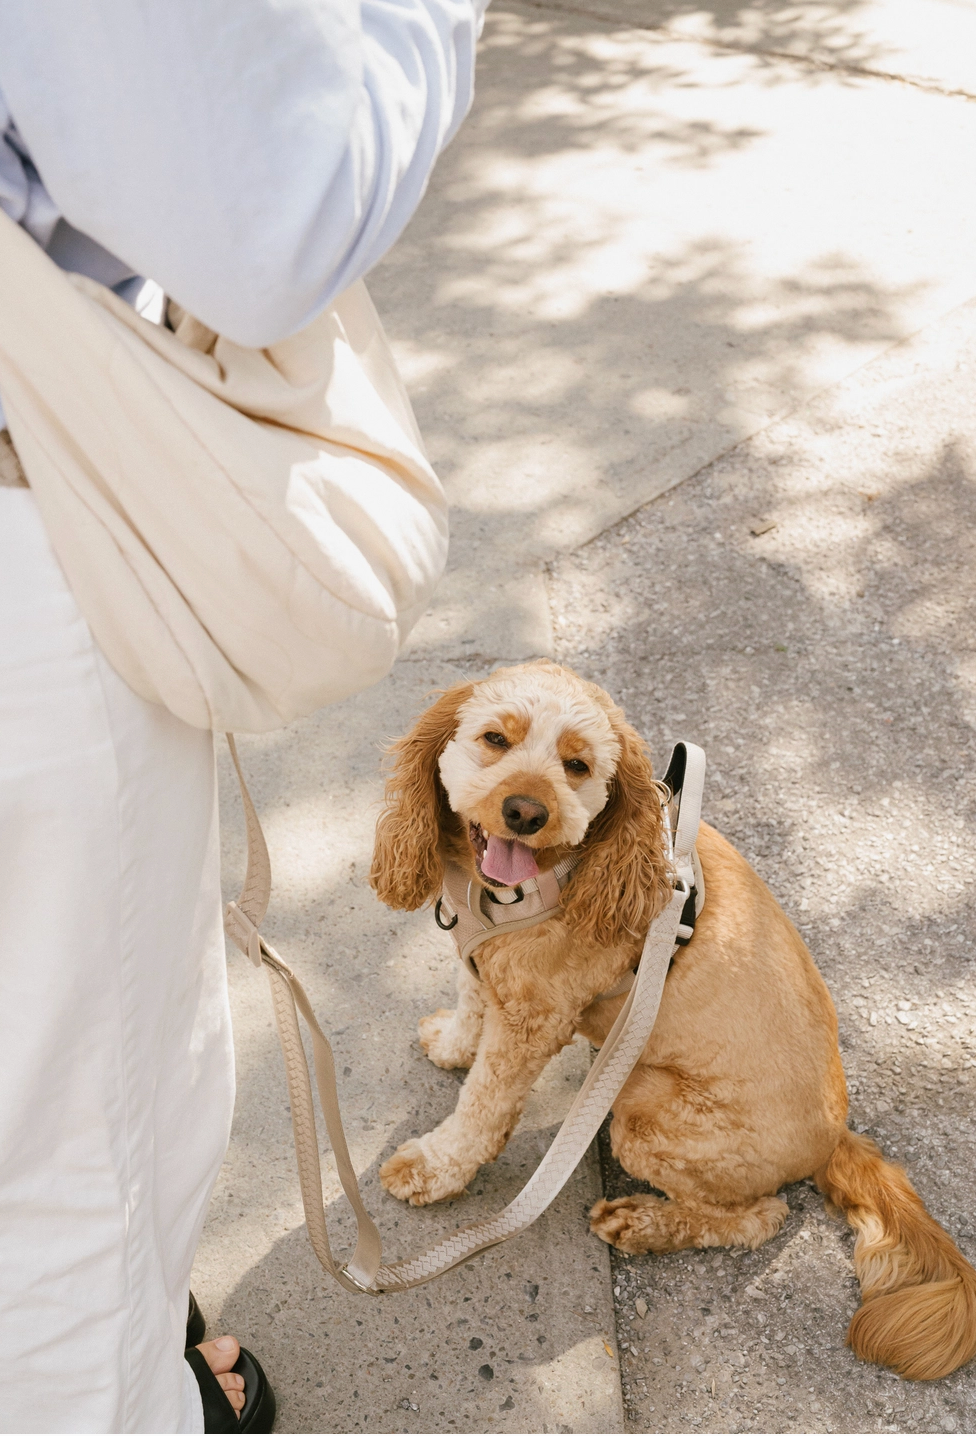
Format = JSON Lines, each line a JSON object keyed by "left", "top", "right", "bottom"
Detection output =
{"left": 434, "top": 897, "right": 459, "bottom": 931}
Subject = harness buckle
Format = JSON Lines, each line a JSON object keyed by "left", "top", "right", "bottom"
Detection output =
{"left": 673, "top": 881, "right": 698, "bottom": 946}
{"left": 485, "top": 884, "right": 525, "bottom": 906}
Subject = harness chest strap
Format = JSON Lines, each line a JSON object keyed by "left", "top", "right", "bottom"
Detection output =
{"left": 436, "top": 855, "right": 581, "bottom": 977}
{"left": 223, "top": 735, "right": 706, "bottom": 1295}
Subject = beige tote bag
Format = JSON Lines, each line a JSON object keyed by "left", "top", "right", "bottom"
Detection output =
{"left": 0, "top": 209, "right": 447, "bottom": 733}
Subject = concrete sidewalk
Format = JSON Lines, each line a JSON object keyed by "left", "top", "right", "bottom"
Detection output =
{"left": 192, "top": 2, "right": 976, "bottom": 1430}
{"left": 374, "top": 0, "right": 976, "bottom": 665}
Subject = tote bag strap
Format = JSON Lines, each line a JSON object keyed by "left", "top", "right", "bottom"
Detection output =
{"left": 222, "top": 736, "right": 698, "bottom": 1293}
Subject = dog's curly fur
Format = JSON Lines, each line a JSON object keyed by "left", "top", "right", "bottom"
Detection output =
{"left": 370, "top": 661, "right": 976, "bottom": 1382}
{"left": 371, "top": 681, "right": 474, "bottom": 911}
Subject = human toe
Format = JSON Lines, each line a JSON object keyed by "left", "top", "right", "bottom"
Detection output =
{"left": 217, "top": 1371, "right": 246, "bottom": 1412}
{"left": 197, "top": 1335, "right": 241, "bottom": 1375}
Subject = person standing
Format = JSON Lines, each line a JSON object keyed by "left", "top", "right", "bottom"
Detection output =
{"left": 0, "top": 1, "right": 484, "bottom": 1429}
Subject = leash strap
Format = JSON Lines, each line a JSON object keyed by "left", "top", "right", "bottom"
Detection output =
{"left": 223, "top": 734, "right": 703, "bottom": 1294}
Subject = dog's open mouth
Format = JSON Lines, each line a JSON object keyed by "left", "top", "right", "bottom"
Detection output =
{"left": 469, "top": 823, "right": 540, "bottom": 886}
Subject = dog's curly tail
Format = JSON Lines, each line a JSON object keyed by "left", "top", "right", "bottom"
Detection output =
{"left": 815, "top": 1129, "right": 976, "bottom": 1380}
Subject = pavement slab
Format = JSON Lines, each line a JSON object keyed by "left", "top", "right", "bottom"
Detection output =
{"left": 191, "top": 666, "right": 623, "bottom": 1435}
{"left": 372, "top": 0, "right": 976, "bottom": 662}
{"left": 548, "top": 293, "right": 976, "bottom": 1432}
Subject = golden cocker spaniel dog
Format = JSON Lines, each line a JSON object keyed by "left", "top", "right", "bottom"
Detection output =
{"left": 369, "top": 661, "right": 976, "bottom": 1381}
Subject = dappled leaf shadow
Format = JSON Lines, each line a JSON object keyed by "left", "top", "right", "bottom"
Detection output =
{"left": 371, "top": 2, "right": 926, "bottom": 646}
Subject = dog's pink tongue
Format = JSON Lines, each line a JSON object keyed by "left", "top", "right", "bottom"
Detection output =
{"left": 482, "top": 834, "right": 539, "bottom": 885}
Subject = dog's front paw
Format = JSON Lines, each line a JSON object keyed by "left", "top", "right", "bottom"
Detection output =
{"left": 380, "top": 1138, "right": 472, "bottom": 1206}
{"left": 418, "top": 1008, "right": 479, "bottom": 1069}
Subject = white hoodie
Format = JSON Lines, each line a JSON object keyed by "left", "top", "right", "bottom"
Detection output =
{"left": 0, "top": 0, "right": 485, "bottom": 345}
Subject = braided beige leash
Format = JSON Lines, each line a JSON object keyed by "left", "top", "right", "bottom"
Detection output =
{"left": 223, "top": 735, "right": 697, "bottom": 1294}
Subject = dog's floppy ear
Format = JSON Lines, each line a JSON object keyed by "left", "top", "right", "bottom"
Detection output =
{"left": 370, "top": 681, "right": 474, "bottom": 910}
{"left": 561, "top": 707, "right": 672, "bottom": 948}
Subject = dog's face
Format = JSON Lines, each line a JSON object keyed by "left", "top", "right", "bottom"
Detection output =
{"left": 437, "top": 665, "right": 620, "bottom": 887}
{"left": 370, "top": 661, "right": 673, "bottom": 948}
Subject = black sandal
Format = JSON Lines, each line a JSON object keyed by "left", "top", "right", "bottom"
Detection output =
{"left": 184, "top": 1343, "right": 277, "bottom": 1433}
{"left": 187, "top": 1290, "right": 206, "bottom": 1347}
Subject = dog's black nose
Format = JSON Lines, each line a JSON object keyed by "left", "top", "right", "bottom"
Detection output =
{"left": 502, "top": 795, "right": 549, "bottom": 836}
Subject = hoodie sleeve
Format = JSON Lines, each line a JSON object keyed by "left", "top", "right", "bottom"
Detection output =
{"left": 0, "top": 0, "right": 485, "bottom": 347}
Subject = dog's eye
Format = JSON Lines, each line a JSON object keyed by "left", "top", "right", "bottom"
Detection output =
{"left": 482, "top": 731, "right": 509, "bottom": 748}
{"left": 564, "top": 758, "right": 589, "bottom": 775}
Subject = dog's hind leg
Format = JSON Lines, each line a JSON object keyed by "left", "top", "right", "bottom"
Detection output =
{"left": 589, "top": 1060, "right": 793, "bottom": 1255}
{"left": 589, "top": 1191, "right": 787, "bottom": 1254}
{"left": 418, "top": 964, "right": 485, "bottom": 1070}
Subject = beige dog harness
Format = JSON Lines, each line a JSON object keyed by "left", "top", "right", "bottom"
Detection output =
{"left": 435, "top": 857, "right": 581, "bottom": 976}
{"left": 224, "top": 738, "right": 706, "bottom": 1294}
{"left": 435, "top": 742, "right": 706, "bottom": 992}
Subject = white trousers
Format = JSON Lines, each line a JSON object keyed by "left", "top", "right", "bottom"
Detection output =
{"left": 0, "top": 491, "right": 235, "bottom": 1432}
